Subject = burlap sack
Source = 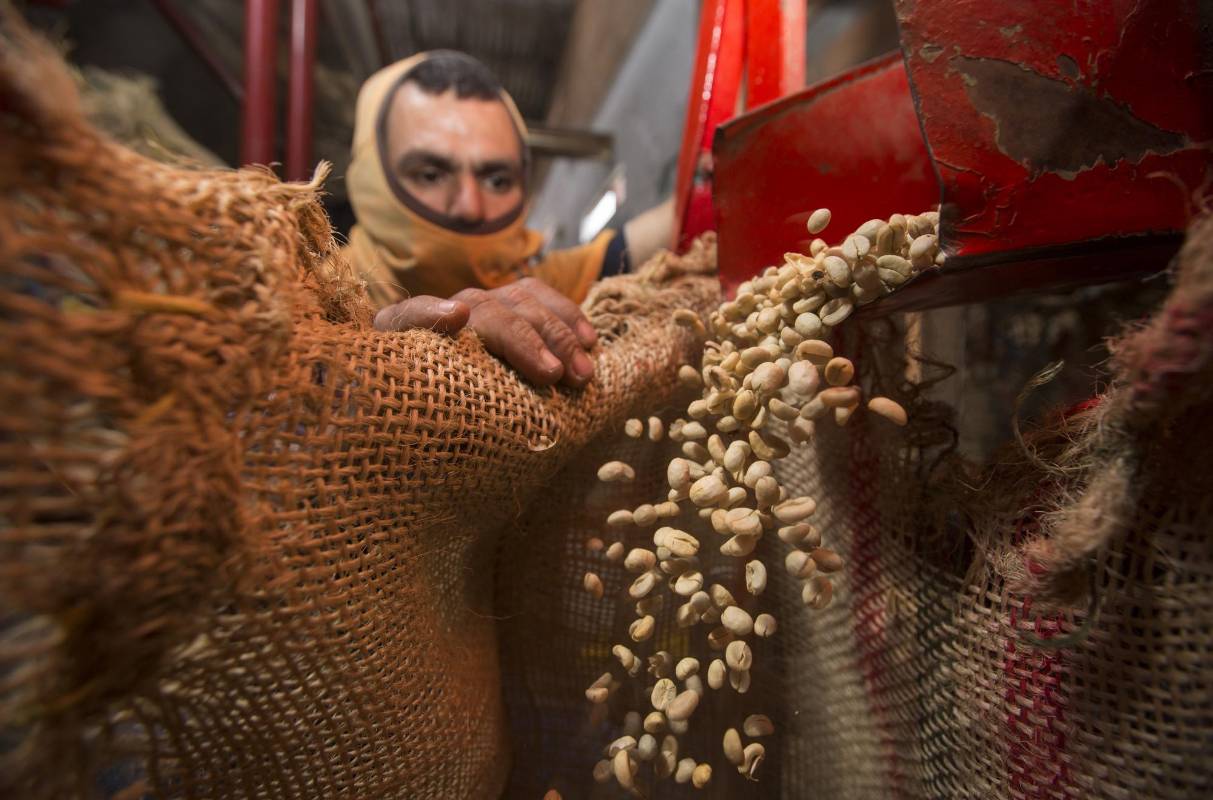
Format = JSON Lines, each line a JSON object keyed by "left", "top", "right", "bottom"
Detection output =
{"left": 0, "top": 15, "right": 715, "bottom": 798}
{"left": 754, "top": 231, "right": 1213, "bottom": 800}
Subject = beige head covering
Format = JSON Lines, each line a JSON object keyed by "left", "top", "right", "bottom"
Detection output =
{"left": 345, "top": 52, "right": 545, "bottom": 305}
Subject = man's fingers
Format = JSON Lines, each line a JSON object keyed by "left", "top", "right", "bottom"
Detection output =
{"left": 374, "top": 296, "right": 470, "bottom": 334}
{"left": 509, "top": 277, "right": 598, "bottom": 349}
{"left": 447, "top": 282, "right": 595, "bottom": 388}
{"left": 467, "top": 300, "right": 565, "bottom": 386}
{"left": 496, "top": 286, "right": 594, "bottom": 388}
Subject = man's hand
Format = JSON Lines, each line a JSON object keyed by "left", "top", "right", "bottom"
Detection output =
{"left": 373, "top": 277, "right": 598, "bottom": 388}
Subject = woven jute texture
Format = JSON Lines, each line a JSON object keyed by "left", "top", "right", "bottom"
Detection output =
{"left": 755, "top": 217, "right": 1213, "bottom": 800}
{"left": 0, "top": 16, "right": 716, "bottom": 798}
{"left": 500, "top": 210, "right": 1213, "bottom": 797}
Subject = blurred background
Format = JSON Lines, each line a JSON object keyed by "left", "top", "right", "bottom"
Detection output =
{"left": 20, "top": 0, "right": 899, "bottom": 247}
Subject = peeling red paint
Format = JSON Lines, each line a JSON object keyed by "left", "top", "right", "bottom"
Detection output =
{"left": 897, "top": 0, "right": 1213, "bottom": 262}
{"left": 954, "top": 56, "right": 1188, "bottom": 178}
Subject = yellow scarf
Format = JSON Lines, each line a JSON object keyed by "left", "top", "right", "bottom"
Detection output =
{"left": 346, "top": 53, "right": 605, "bottom": 307}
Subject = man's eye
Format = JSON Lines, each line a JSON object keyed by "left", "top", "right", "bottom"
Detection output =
{"left": 409, "top": 168, "right": 445, "bottom": 185}
{"left": 484, "top": 173, "right": 517, "bottom": 193}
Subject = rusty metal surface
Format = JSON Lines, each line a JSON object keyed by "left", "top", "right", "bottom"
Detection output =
{"left": 897, "top": 0, "right": 1213, "bottom": 266}
{"left": 713, "top": 53, "right": 938, "bottom": 298}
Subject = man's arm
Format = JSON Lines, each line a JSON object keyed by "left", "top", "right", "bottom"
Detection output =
{"left": 622, "top": 195, "right": 676, "bottom": 269}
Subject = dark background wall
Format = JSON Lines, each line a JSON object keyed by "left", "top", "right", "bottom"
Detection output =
{"left": 25, "top": 0, "right": 242, "bottom": 165}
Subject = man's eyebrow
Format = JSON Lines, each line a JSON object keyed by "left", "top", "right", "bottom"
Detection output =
{"left": 473, "top": 159, "right": 523, "bottom": 177}
{"left": 395, "top": 149, "right": 457, "bottom": 174}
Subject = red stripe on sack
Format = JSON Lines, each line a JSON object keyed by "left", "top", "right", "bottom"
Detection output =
{"left": 1003, "top": 506, "right": 1076, "bottom": 799}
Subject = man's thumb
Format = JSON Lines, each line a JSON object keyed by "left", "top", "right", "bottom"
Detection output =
{"left": 374, "top": 297, "right": 471, "bottom": 334}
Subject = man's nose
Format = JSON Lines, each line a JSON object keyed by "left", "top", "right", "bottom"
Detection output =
{"left": 449, "top": 171, "right": 485, "bottom": 223}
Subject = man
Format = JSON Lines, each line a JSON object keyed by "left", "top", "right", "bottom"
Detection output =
{"left": 347, "top": 50, "right": 674, "bottom": 388}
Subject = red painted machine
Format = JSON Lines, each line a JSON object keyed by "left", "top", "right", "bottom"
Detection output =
{"left": 676, "top": 0, "right": 1213, "bottom": 307}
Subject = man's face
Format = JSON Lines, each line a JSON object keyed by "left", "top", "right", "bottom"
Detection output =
{"left": 384, "top": 82, "right": 525, "bottom": 226}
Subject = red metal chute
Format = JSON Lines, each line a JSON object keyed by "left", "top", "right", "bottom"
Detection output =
{"left": 679, "top": 0, "right": 1213, "bottom": 308}
{"left": 713, "top": 54, "right": 937, "bottom": 299}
